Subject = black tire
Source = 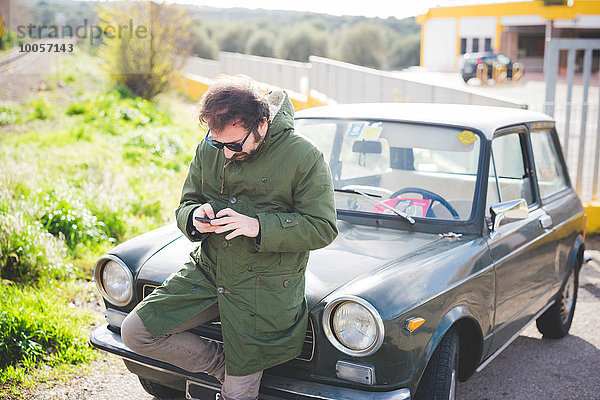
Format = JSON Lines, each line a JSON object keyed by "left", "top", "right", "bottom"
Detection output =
{"left": 536, "top": 265, "right": 579, "bottom": 339}
{"left": 414, "top": 328, "right": 459, "bottom": 400}
{"left": 138, "top": 376, "right": 185, "bottom": 399}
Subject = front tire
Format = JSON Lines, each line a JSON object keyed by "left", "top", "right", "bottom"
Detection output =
{"left": 414, "top": 328, "right": 459, "bottom": 400}
{"left": 536, "top": 265, "right": 579, "bottom": 339}
{"left": 138, "top": 376, "right": 185, "bottom": 399}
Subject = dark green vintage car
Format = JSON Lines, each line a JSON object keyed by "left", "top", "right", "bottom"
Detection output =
{"left": 91, "top": 103, "right": 586, "bottom": 400}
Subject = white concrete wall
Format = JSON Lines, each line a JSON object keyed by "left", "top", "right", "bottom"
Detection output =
{"left": 458, "top": 16, "right": 497, "bottom": 37}
{"left": 423, "top": 18, "right": 457, "bottom": 71}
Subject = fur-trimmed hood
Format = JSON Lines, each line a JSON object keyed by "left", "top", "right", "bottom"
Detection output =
{"left": 260, "top": 89, "right": 295, "bottom": 152}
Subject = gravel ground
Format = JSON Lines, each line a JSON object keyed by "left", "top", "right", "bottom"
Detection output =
{"left": 15, "top": 236, "right": 600, "bottom": 400}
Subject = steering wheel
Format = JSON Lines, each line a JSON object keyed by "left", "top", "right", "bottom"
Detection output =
{"left": 389, "top": 187, "right": 460, "bottom": 220}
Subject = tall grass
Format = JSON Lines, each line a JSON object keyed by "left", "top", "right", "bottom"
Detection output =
{"left": 0, "top": 49, "right": 201, "bottom": 390}
{"left": 0, "top": 212, "right": 73, "bottom": 283}
{"left": 0, "top": 283, "right": 98, "bottom": 382}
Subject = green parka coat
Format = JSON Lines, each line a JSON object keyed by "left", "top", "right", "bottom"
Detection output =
{"left": 135, "top": 91, "right": 338, "bottom": 376}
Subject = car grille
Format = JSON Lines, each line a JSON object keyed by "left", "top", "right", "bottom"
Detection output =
{"left": 142, "top": 284, "right": 315, "bottom": 362}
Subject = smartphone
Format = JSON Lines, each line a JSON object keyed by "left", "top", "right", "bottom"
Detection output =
{"left": 194, "top": 216, "right": 213, "bottom": 223}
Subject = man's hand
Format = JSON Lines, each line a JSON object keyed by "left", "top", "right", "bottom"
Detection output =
{"left": 212, "top": 208, "right": 260, "bottom": 240}
{"left": 192, "top": 204, "right": 218, "bottom": 233}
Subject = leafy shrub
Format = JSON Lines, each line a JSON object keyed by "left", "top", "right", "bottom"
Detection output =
{"left": 27, "top": 96, "right": 54, "bottom": 120}
{"left": 98, "top": 2, "right": 192, "bottom": 99}
{"left": 0, "top": 212, "right": 73, "bottom": 283}
{"left": 66, "top": 90, "right": 168, "bottom": 134}
{"left": 39, "top": 190, "right": 111, "bottom": 252}
{"left": 122, "top": 127, "right": 185, "bottom": 170}
{"left": 0, "top": 283, "right": 96, "bottom": 375}
{"left": 0, "top": 101, "right": 20, "bottom": 126}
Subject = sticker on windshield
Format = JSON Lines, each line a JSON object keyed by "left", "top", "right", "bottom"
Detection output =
{"left": 346, "top": 122, "right": 383, "bottom": 139}
{"left": 457, "top": 130, "right": 477, "bottom": 145}
{"left": 346, "top": 122, "right": 367, "bottom": 138}
{"left": 363, "top": 126, "right": 383, "bottom": 139}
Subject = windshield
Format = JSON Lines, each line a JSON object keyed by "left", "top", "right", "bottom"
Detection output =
{"left": 295, "top": 118, "right": 482, "bottom": 222}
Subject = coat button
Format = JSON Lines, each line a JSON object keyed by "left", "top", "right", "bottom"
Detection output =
{"left": 250, "top": 312, "right": 255, "bottom": 317}
{"left": 247, "top": 266, "right": 253, "bottom": 272}
{"left": 192, "top": 286, "right": 197, "bottom": 291}
{"left": 217, "top": 287, "right": 224, "bottom": 294}
{"left": 221, "top": 241, "right": 228, "bottom": 248}
{"left": 283, "top": 280, "right": 290, "bottom": 288}
{"left": 285, "top": 218, "right": 292, "bottom": 223}
{"left": 261, "top": 177, "right": 267, "bottom": 182}
{"left": 229, "top": 196, "right": 237, "bottom": 204}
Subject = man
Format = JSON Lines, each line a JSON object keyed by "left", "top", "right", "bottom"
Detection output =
{"left": 121, "top": 76, "right": 338, "bottom": 400}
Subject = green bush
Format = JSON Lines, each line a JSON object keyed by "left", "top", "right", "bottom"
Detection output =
{"left": 27, "top": 96, "right": 54, "bottom": 121}
{"left": 39, "top": 190, "right": 111, "bottom": 252}
{"left": 122, "top": 127, "right": 186, "bottom": 170}
{"left": 0, "top": 283, "right": 96, "bottom": 376}
{"left": 66, "top": 90, "right": 169, "bottom": 135}
{"left": 0, "top": 101, "right": 20, "bottom": 126}
{"left": 0, "top": 212, "right": 73, "bottom": 283}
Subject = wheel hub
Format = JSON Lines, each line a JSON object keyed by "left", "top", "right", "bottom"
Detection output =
{"left": 560, "top": 270, "right": 576, "bottom": 324}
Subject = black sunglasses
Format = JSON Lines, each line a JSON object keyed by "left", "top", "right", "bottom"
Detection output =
{"left": 204, "top": 129, "right": 253, "bottom": 152}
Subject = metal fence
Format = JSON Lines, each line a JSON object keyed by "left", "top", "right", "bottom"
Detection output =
{"left": 184, "top": 57, "right": 221, "bottom": 79}
{"left": 185, "top": 53, "right": 310, "bottom": 95}
{"left": 308, "top": 56, "right": 526, "bottom": 108}
{"left": 544, "top": 39, "right": 600, "bottom": 202}
{"left": 184, "top": 53, "right": 526, "bottom": 109}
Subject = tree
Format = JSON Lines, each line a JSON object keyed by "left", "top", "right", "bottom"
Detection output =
{"left": 216, "top": 24, "right": 253, "bottom": 53}
{"left": 337, "top": 22, "right": 386, "bottom": 69}
{"left": 0, "top": 15, "right": 5, "bottom": 51}
{"left": 275, "top": 23, "right": 329, "bottom": 62}
{"left": 389, "top": 33, "right": 421, "bottom": 70}
{"left": 97, "top": 1, "right": 192, "bottom": 100}
{"left": 190, "top": 25, "right": 219, "bottom": 60}
{"left": 245, "top": 31, "right": 275, "bottom": 58}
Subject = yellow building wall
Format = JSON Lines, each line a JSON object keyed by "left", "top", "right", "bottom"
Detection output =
{"left": 585, "top": 202, "right": 600, "bottom": 234}
{"left": 417, "top": 1, "right": 600, "bottom": 23}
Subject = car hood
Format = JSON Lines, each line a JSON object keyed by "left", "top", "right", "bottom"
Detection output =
{"left": 303, "top": 221, "right": 445, "bottom": 308}
{"left": 135, "top": 222, "right": 446, "bottom": 309}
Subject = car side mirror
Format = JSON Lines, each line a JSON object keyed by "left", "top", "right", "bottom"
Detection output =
{"left": 489, "top": 198, "right": 528, "bottom": 239}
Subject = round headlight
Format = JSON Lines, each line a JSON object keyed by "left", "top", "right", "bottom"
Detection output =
{"left": 333, "top": 302, "right": 377, "bottom": 351}
{"left": 322, "top": 296, "right": 384, "bottom": 357}
{"left": 94, "top": 256, "right": 133, "bottom": 306}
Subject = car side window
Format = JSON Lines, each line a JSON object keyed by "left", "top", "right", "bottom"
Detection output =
{"left": 491, "top": 132, "right": 535, "bottom": 205}
{"left": 530, "top": 130, "right": 568, "bottom": 199}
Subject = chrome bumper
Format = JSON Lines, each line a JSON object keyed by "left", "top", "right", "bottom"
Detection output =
{"left": 90, "top": 324, "right": 411, "bottom": 400}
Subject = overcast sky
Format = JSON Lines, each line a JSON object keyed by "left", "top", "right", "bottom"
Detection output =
{"left": 166, "top": 0, "right": 529, "bottom": 19}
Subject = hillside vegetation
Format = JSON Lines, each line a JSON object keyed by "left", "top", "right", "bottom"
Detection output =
{"left": 10, "top": 0, "right": 421, "bottom": 69}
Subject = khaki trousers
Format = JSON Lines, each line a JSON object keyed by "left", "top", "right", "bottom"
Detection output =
{"left": 121, "top": 304, "right": 263, "bottom": 400}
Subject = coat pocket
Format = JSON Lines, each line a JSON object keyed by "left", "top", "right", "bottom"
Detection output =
{"left": 254, "top": 270, "right": 305, "bottom": 338}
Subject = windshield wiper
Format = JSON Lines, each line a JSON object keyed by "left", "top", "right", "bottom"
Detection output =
{"left": 335, "top": 188, "right": 416, "bottom": 225}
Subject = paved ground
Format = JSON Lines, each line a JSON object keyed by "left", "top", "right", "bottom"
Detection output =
{"left": 0, "top": 39, "right": 71, "bottom": 101}
{"left": 457, "top": 246, "right": 600, "bottom": 399}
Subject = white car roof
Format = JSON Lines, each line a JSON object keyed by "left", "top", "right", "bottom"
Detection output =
{"left": 294, "top": 103, "right": 554, "bottom": 139}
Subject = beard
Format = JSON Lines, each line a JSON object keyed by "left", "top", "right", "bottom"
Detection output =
{"left": 231, "top": 131, "right": 265, "bottom": 163}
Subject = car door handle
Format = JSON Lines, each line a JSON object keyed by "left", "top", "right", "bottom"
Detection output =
{"left": 539, "top": 215, "right": 553, "bottom": 229}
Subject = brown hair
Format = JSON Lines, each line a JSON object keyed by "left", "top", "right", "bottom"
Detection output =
{"left": 197, "top": 75, "right": 270, "bottom": 134}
